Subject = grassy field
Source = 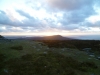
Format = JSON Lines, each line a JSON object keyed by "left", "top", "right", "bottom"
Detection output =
{"left": 0, "top": 40, "right": 100, "bottom": 75}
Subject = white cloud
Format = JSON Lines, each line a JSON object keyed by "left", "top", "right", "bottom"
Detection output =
{"left": 86, "top": 15, "right": 100, "bottom": 24}
{"left": 0, "top": 0, "right": 100, "bottom": 36}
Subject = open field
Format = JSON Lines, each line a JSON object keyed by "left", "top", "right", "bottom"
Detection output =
{"left": 0, "top": 40, "right": 100, "bottom": 75}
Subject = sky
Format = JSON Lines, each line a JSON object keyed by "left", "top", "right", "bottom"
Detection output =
{"left": 0, "top": 0, "right": 100, "bottom": 36}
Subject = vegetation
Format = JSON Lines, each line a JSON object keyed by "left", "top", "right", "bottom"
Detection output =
{"left": 10, "top": 45, "right": 23, "bottom": 50}
{"left": 0, "top": 51, "right": 98, "bottom": 75}
{"left": 0, "top": 53, "right": 6, "bottom": 71}
{"left": 37, "top": 40, "right": 100, "bottom": 52}
{"left": 82, "top": 61, "right": 98, "bottom": 68}
{"left": 0, "top": 40, "right": 100, "bottom": 75}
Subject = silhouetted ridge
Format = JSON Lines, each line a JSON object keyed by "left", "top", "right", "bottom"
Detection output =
{"left": 0, "top": 35, "right": 5, "bottom": 39}
{"left": 43, "top": 35, "right": 67, "bottom": 40}
{"left": 30, "top": 35, "right": 76, "bottom": 40}
{"left": 47, "top": 35, "right": 62, "bottom": 37}
{"left": 16, "top": 35, "right": 77, "bottom": 40}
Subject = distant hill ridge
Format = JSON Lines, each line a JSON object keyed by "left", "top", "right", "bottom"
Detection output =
{"left": 42, "top": 35, "right": 71, "bottom": 40}
{"left": 24, "top": 35, "right": 76, "bottom": 40}
{"left": 4, "top": 35, "right": 77, "bottom": 40}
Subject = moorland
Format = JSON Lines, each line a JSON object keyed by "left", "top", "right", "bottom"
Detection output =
{"left": 0, "top": 35, "right": 100, "bottom": 75}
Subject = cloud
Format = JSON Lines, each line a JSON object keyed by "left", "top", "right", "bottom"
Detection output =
{"left": 0, "top": 10, "right": 12, "bottom": 25}
{"left": 16, "top": 10, "right": 34, "bottom": 20}
{"left": 0, "top": 9, "right": 40, "bottom": 27}
{"left": 44, "top": 0, "right": 96, "bottom": 31}
{"left": 0, "top": 0, "right": 100, "bottom": 34}
{"left": 16, "top": 10, "right": 42, "bottom": 27}
{"left": 0, "top": 9, "right": 54, "bottom": 32}
{"left": 0, "top": 10, "right": 24, "bottom": 27}
{"left": 61, "top": 7, "right": 95, "bottom": 24}
{"left": 46, "top": 0, "right": 94, "bottom": 10}
{"left": 83, "top": 21, "right": 100, "bottom": 28}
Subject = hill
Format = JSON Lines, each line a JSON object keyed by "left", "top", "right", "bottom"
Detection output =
{"left": 22, "top": 35, "right": 76, "bottom": 40}
{"left": 42, "top": 35, "right": 71, "bottom": 40}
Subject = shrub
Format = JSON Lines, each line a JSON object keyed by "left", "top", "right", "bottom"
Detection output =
{"left": 81, "top": 61, "right": 98, "bottom": 69}
{"left": 10, "top": 45, "right": 23, "bottom": 50}
{"left": 79, "top": 61, "right": 98, "bottom": 72}
{"left": 0, "top": 54, "right": 6, "bottom": 71}
{"left": 21, "top": 54, "right": 33, "bottom": 61}
{"left": 0, "top": 53, "right": 5, "bottom": 61}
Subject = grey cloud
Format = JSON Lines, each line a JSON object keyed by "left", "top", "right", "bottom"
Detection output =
{"left": 46, "top": 0, "right": 94, "bottom": 10}
{"left": 16, "top": 10, "right": 34, "bottom": 20}
{"left": 0, "top": 10, "right": 24, "bottom": 27}
{"left": 84, "top": 21, "right": 100, "bottom": 28}
{"left": 67, "top": 7, "right": 95, "bottom": 24}
{"left": 57, "top": 6, "right": 95, "bottom": 30}
{"left": 0, "top": 25, "right": 20, "bottom": 32}
{"left": 63, "top": 24, "right": 79, "bottom": 30}
{"left": 0, "top": 10, "right": 39, "bottom": 27}
{"left": 44, "top": 0, "right": 96, "bottom": 31}
{"left": 24, "top": 0, "right": 97, "bottom": 32}
{"left": 16, "top": 10, "right": 42, "bottom": 27}
{"left": 95, "top": 21, "right": 100, "bottom": 27}
{"left": 0, "top": 10, "right": 13, "bottom": 25}
{"left": 0, "top": 0, "right": 99, "bottom": 34}
{"left": 0, "top": 9, "right": 54, "bottom": 32}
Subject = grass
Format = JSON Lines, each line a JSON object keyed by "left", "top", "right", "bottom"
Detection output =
{"left": 0, "top": 40, "right": 100, "bottom": 75}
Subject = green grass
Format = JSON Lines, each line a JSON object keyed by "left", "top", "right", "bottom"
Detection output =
{"left": 0, "top": 40, "right": 100, "bottom": 75}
